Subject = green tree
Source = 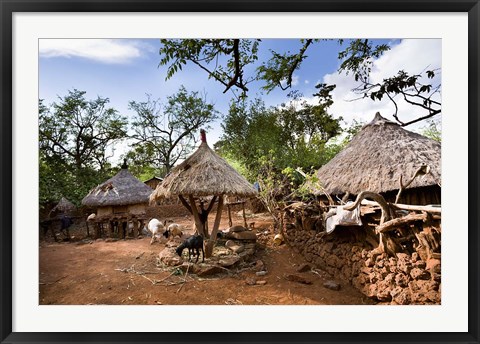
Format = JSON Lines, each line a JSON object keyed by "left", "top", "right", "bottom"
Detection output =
{"left": 127, "top": 86, "right": 219, "bottom": 173}
{"left": 218, "top": 97, "right": 342, "bottom": 178}
{"left": 39, "top": 90, "right": 128, "bottom": 170}
{"left": 39, "top": 90, "right": 127, "bottom": 206}
{"left": 420, "top": 119, "right": 441, "bottom": 142}
{"left": 159, "top": 39, "right": 441, "bottom": 126}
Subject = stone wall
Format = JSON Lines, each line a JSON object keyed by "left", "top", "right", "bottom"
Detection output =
{"left": 283, "top": 223, "right": 441, "bottom": 305}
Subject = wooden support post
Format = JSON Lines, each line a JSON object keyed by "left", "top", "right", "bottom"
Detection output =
{"left": 122, "top": 221, "right": 127, "bottom": 239}
{"left": 227, "top": 204, "right": 232, "bottom": 227}
{"left": 242, "top": 202, "right": 247, "bottom": 228}
{"left": 108, "top": 221, "right": 113, "bottom": 237}
{"left": 133, "top": 220, "right": 139, "bottom": 238}
{"left": 188, "top": 195, "right": 206, "bottom": 237}
{"left": 206, "top": 195, "right": 224, "bottom": 258}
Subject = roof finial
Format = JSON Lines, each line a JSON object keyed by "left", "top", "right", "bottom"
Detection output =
{"left": 121, "top": 158, "right": 128, "bottom": 169}
{"left": 200, "top": 129, "right": 207, "bottom": 143}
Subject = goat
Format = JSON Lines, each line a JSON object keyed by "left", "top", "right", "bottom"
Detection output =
{"left": 175, "top": 235, "right": 204, "bottom": 263}
{"left": 163, "top": 223, "right": 183, "bottom": 240}
{"left": 145, "top": 218, "right": 167, "bottom": 244}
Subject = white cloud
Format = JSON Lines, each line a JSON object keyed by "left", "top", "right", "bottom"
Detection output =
{"left": 39, "top": 39, "right": 153, "bottom": 64}
{"left": 322, "top": 39, "right": 441, "bottom": 130}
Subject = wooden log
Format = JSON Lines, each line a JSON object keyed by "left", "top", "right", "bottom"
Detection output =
{"left": 359, "top": 199, "right": 441, "bottom": 214}
{"left": 242, "top": 203, "right": 247, "bottom": 228}
{"left": 376, "top": 213, "right": 427, "bottom": 234}
{"left": 227, "top": 204, "right": 233, "bottom": 227}
{"left": 188, "top": 194, "right": 206, "bottom": 237}
{"left": 206, "top": 195, "right": 224, "bottom": 258}
{"left": 133, "top": 220, "right": 139, "bottom": 238}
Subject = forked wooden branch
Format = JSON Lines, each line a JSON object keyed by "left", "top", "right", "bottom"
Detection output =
{"left": 376, "top": 213, "right": 427, "bottom": 234}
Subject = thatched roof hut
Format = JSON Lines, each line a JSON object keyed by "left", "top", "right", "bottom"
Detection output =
{"left": 144, "top": 176, "right": 163, "bottom": 190}
{"left": 81, "top": 160, "right": 153, "bottom": 239}
{"left": 49, "top": 197, "right": 76, "bottom": 217}
{"left": 82, "top": 161, "right": 153, "bottom": 208}
{"left": 150, "top": 129, "right": 258, "bottom": 256}
{"left": 312, "top": 113, "right": 441, "bottom": 205}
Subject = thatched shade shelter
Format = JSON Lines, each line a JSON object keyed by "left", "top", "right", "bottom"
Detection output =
{"left": 312, "top": 112, "right": 441, "bottom": 205}
{"left": 150, "top": 129, "right": 258, "bottom": 257}
{"left": 82, "top": 160, "right": 153, "bottom": 238}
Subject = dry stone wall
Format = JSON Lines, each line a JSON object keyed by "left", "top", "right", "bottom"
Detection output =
{"left": 283, "top": 223, "right": 441, "bottom": 305}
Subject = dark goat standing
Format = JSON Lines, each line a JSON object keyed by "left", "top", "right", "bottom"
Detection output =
{"left": 176, "top": 235, "right": 204, "bottom": 263}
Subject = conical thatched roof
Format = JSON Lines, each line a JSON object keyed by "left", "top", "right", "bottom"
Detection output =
{"left": 50, "top": 197, "right": 75, "bottom": 216}
{"left": 82, "top": 162, "right": 153, "bottom": 207}
{"left": 150, "top": 130, "right": 257, "bottom": 202}
{"left": 312, "top": 112, "right": 441, "bottom": 196}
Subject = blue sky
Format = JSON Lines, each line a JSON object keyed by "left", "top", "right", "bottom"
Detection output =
{"left": 39, "top": 38, "right": 441, "bottom": 164}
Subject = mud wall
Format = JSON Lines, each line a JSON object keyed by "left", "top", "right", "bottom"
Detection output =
{"left": 283, "top": 223, "right": 441, "bottom": 305}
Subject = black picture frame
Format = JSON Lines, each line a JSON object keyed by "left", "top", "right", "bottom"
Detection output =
{"left": 1, "top": 1, "right": 478, "bottom": 343}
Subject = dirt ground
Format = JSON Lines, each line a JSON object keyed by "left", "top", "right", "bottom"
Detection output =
{"left": 39, "top": 209, "right": 375, "bottom": 306}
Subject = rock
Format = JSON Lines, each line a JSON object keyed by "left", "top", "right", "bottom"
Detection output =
{"left": 218, "top": 255, "right": 241, "bottom": 267}
{"left": 227, "top": 244, "right": 245, "bottom": 254}
{"left": 254, "top": 260, "right": 265, "bottom": 272}
{"left": 105, "top": 238, "right": 118, "bottom": 243}
{"left": 384, "top": 273, "right": 395, "bottom": 285}
{"left": 414, "top": 260, "right": 427, "bottom": 269}
{"left": 410, "top": 268, "right": 431, "bottom": 280}
{"left": 225, "top": 240, "right": 236, "bottom": 248}
{"left": 225, "top": 225, "right": 247, "bottom": 233}
{"left": 241, "top": 248, "right": 256, "bottom": 256}
{"left": 377, "top": 288, "right": 392, "bottom": 302}
{"left": 245, "top": 277, "right": 256, "bottom": 285}
{"left": 390, "top": 286, "right": 403, "bottom": 298}
{"left": 256, "top": 280, "right": 267, "bottom": 285}
{"left": 197, "top": 265, "right": 225, "bottom": 277}
{"left": 425, "top": 290, "right": 441, "bottom": 303}
{"left": 396, "top": 253, "right": 409, "bottom": 262}
{"left": 411, "top": 252, "right": 419, "bottom": 262}
{"left": 323, "top": 280, "right": 341, "bottom": 291}
{"left": 426, "top": 258, "right": 441, "bottom": 274}
{"left": 230, "top": 231, "right": 257, "bottom": 241}
{"left": 214, "top": 247, "right": 231, "bottom": 256}
{"left": 365, "top": 258, "right": 375, "bottom": 267}
{"left": 363, "top": 284, "right": 378, "bottom": 298}
{"left": 393, "top": 289, "right": 411, "bottom": 305}
{"left": 397, "top": 259, "right": 413, "bottom": 274}
{"left": 395, "top": 273, "right": 410, "bottom": 287}
{"left": 284, "top": 274, "right": 312, "bottom": 285}
{"left": 256, "top": 270, "right": 268, "bottom": 276}
{"left": 375, "top": 267, "right": 389, "bottom": 280}
{"left": 415, "top": 280, "right": 440, "bottom": 292}
{"left": 158, "top": 248, "right": 183, "bottom": 266}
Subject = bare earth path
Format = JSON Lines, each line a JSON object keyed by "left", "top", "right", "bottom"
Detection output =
{"left": 39, "top": 213, "right": 374, "bottom": 306}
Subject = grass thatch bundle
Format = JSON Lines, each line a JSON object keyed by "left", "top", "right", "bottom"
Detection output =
{"left": 312, "top": 112, "right": 441, "bottom": 196}
{"left": 150, "top": 131, "right": 257, "bottom": 203}
{"left": 82, "top": 165, "right": 153, "bottom": 207}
